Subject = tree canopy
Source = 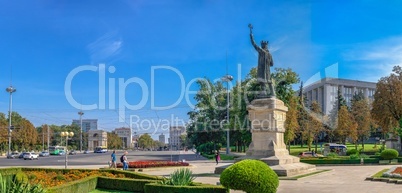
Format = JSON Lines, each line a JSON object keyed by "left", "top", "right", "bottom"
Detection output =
{"left": 372, "top": 66, "right": 402, "bottom": 133}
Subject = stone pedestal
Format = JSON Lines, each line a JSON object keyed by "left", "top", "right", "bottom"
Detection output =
{"left": 216, "top": 98, "right": 315, "bottom": 177}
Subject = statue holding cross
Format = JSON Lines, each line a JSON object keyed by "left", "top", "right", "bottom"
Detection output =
{"left": 248, "top": 24, "right": 275, "bottom": 98}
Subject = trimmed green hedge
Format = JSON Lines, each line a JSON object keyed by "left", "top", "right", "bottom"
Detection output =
{"left": 97, "top": 177, "right": 157, "bottom": 192}
{"left": 220, "top": 160, "right": 278, "bottom": 193}
{"left": 0, "top": 168, "right": 227, "bottom": 193}
{"left": 301, "top": 158, "right": 379, "bottom": 164}
{"left": 104, "top": 169, "right": 161, "bottom": 180}
{"left": 144, "top": 183, "right": 229, "bottom": 193}
{"left": 0, "top": 167, "right": 22, "bottom": 176}
{"left": 380, "top": 149, "right": 399, "bottom": 160}
{"left": 47, "top": 176, "right": 98, "bottom": 193}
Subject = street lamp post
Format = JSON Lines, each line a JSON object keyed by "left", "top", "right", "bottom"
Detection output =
{"left": 221, "top": 75, "right": 233, "bottom": 155}
{"left": 61, "top": 131, "right": 74, "bottom": 169}
{"left": 78, "top": 111, "right": 84, "bottom": 152}
{"left": 6, "top": 86, "right": 16, "bottom": 157}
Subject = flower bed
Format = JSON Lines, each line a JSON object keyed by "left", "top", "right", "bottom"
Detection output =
{"left": 25, "top": 170, "right": 125, "bottom": 188}
{"left": 116, "top": 161, "right": 189, "bottom": 168}
{"left": 382, "top": 167, "right": 402, "bottom": 178}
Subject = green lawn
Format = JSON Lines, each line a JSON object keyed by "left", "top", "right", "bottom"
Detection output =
{"left": 372, "top": 169, "right": 389, "bottom": 178}
{"left": 228, "top": 143, "right": 379, "bottom": 156}
{"left": 288, "top": 143, "right": 379, "bottom": 156}
{"left": 202, "top": 153, "right": 236, "bottom": 160}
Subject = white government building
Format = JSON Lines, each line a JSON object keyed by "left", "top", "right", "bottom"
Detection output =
{"left": 302, "top": 78, "right": 376, "bottom": 115}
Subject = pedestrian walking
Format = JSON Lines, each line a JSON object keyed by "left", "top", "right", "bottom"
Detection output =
{"left": 120, "top": 151, "right": 128, "bottom": 170}
{"left": 215, "top": 151, "right": 220, "bottom": 165}
{"left": 109, "top": 150, "right": 117, "bottom": 169}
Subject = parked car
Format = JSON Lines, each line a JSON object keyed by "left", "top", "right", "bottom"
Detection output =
{"left": 84, "top": 150, "right": 90, "bottom": 154}
{"left": 23, "top": 152, "right": 39, "bottom": 160}
{"left": 18, "top": 152, "right": 26, "bottom": 159}
{"left": 39, "top": 151, "right": 49, "bottom": 157}
{"left": 69, "top": 150, "right": 76, "bottom": 155}
{"left": 6, "top": 152, "right": 20, "bottom": 159}
{"left": 59, "top": 150, "right": 66, "bottom": 155}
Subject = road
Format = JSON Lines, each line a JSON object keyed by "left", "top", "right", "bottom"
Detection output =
{"left": 0, "top": 150, "right": 202, "bottom": 167}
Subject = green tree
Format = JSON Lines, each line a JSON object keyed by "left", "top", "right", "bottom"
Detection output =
{"left": 138, "top": 133, "right": 154, "bottom": 149}
{"left": 372, "top": 66, "right": 402, "bottom": 136}
{"left": 351, "top": 92, "right": 372, "bottom": 150}
{"left": 329, "top": 88, "right": 347, "bottom": 130}
{"left": 335, "top": 106, "right": 357, "bottom": 145}
{"left": 186, "top": 78, "right": 227, "bottom": 150}
{"left": 107, "top": 132, "right": 123, "bottom": 149}
{"left": 309, "top": 101, "right": 325, "bottom": 152}
{"left": 284, "top": 95, "right": 299, "bottom": 152}
{"left": 0, "top": 113, "right": 8, "bottom": 152}
{"left": 179, "top": 134, "right": 187, "bottom": 148}
{"left": 272, "top": 68, "right": 300, "bottom": 105}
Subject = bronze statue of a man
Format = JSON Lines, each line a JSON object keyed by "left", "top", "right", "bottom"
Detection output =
{"left": 249, "top": 24, "right": 275, "bottom": 98}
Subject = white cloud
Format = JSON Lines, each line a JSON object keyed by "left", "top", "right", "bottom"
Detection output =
{"left": 342, "top": 36, "right": 402, "bottom": 81}
{"left": 87, "top": 31, "right": 123, "bottom": 64}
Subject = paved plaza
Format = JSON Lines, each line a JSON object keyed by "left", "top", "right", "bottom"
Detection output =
{"left": 1, "top": 150, "right": 401, "bottom": 193}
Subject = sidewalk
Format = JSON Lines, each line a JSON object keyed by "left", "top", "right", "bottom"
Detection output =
{"left": 141, "top": 161, "right": 402, "bottom": 193}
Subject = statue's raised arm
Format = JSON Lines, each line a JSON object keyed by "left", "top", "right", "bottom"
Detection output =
{"left": 248, "top": 23, "right": 276, "bottom": 98}
{"left": 248, "top": 24, "right": 261, "bottom": 52}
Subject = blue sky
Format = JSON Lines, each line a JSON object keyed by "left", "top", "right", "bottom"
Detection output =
{"left": 1, "top": 1, "right": 402, "bottom": 138}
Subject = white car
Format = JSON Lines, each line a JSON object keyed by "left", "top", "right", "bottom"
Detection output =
{"left": 39, "top": 151, "right": 49, "bottom": 157}
{"left": 23, "top": 152, "right": 39, "bottom": 160}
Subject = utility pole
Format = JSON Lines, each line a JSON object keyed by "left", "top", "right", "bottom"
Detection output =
{"left": 6, "top": 86, "right": 16, "bottom": 156}
{"left": 42, "top": 125, "right": 44, "bottom": 151}
{"left": 47, "top": 124, "right": 50, "bottom": 152}
{"left": 78, "top": 111, "right": 84, "bottom": 152}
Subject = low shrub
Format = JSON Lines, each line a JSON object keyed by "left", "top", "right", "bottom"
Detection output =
{"left": 359, "top": 154, "right": 370, "bottom": 159}
{"left": 326, "top": 153, "right": 338, "bottom": 158}
{"left": 47, "top": 176, "right": 98, "bottom": 193}
{"left": 105, "top": 169, "right": 160, "bottom": 180}
{"left": 0, "top": 168, "right": 22, "bottom": 176}
{"left": 346, "top": 149, "right": 359, "bottom": 156}
{"left": 97, "top": 177, "right": 156, "bottom": 193}
{"left": 350, "top": 154, "right": 359, "bottom": 160}
{"left": 196, "top": 142, "right": 222, "bottom": 155}
{"left": 301, "top": 158, "right": 380, "bottom": 164}
{"left": 381, "top": 149, "right": 399, "bottom": 160}
{"left": 116, "top": 161, "right": 189, "bottom": 168}
{"left": 144, "top": 183, "right": 228, "bottom": 193}
{"left": 15, "top": 171, "right": 29, "bottom": 183}
{"left": 159, "top": 168, "right": 195, "bottom": 186}
{"left": 0, "top": 173, "right": 46, "bottom": 193}
{"left": 220, "top": 160, "right": 278, "bottom": 193}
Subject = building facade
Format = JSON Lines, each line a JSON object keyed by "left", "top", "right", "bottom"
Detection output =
{"left": 159, "top": 133, "right": 166, "bottom": 145}
{"left": 72, "top": 119, "right": 98, "bottom": 132}
{"left": 132, "top": 132, "right": 140, "bottom": 149}
{"left": 303, "top": 78, "right": 376, "bottom": 115}
{"left": 87, "top": 130, "right": 107, "bottom": 151}
{"left": 169, "top": 126, "right": 186, "bottom": 150}
{"left": 113, "top": 127, "right": 132, "bottom": 149}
